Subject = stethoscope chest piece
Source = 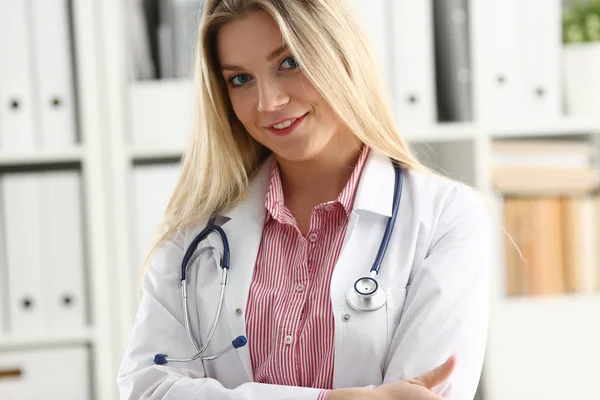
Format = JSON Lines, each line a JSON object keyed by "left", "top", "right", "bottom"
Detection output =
{"left": 346, "top": 276, "right": 387, "bottom": 312}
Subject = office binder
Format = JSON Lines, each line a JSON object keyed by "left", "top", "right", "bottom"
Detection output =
{"left": 131, "top": 163, "right": 181, "bottom": 306}
{"left": 0, "top": 345, "right": 90, "bottom": 399}
{"left": 2, "top": 174, "right": 45, "bottom": 334}
{"left": 156, "top": 0, "right": 204, "bottom": 79}
{"left": 390, "top": 0, "right": 437, "bottom": 125}
{"left": 29, "top": 0, "right": 77, "bottom": 148}
{"left": 127, "top": 0, "right": 157, "bottom": 80}
{"left": 0, "top": 180, "right": 8, "bottom": 335}
{"left": 0, "top": 0, "right": 37, "bottom": 150}
{"left": 40, "top": 172, "right": 87, "bottom": 332}
{"left": 129, "top": 80, "right": 193, "bottom": 147}
{"left": 3, "top": 171, "right": 87, "bottom": 335}
{"left": 576, "top": 196, "right": 597, "bottom": 294}
{"left": 350, "top": 0, "right": 391, "bottom": 86}
{"left": 485, "top": 0, "right": 523, "bottom": 122}
{"left": 158, "top": 0, "right": 176, "bottom": 79}
{"left": 171, "top": 0, "right": 204, "bottom": 78}
{"left": 433, "top": 0, "right": 473, "bottom": 122}
{"left": 519, "top": 0, "right": 562, "bottom": 119}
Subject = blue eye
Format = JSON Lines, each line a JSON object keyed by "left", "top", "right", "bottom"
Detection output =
{"left": 229, "top": 74, "right": 252, "bottom": 87}
{"left": 280, "top": 56, "right": 298, "bottom": 70}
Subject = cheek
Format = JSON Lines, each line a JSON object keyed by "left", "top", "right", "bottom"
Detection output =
{"left": 292, "top": 74, "right": 320, "bottom": 104}
{"left": 229, "top": 92, "right": 255, "bottom": 125}
{"left": 293, "top": 75, "right": 336, "bottom": 125}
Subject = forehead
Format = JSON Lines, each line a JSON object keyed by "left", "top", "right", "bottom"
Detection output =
{"left": 217, "top": 11, "right": 284, "bottom": 63}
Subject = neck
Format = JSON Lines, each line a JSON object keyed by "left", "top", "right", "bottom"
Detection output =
{"left": 276, "top": 137, "right": 364, "bottom": 208}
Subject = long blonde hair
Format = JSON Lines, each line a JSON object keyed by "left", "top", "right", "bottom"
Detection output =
{"left": 151, "top": 0, "right": 433, "bottom": 259}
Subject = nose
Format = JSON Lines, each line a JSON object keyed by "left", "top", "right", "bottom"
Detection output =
{"left": 257, "top": 78, "right": 289, "bottom": 113}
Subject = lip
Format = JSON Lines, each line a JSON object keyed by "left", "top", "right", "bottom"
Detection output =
{"left": 266, "top": 113, "right": 308, "bottom": 137}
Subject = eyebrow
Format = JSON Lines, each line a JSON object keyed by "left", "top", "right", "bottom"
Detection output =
{"left": 221, "top": 44, "right": 288, "bottom": 72}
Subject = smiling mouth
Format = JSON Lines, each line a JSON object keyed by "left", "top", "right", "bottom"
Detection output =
{"left": 272, "top": 118, "right": 298, "bottom": 129}
{"left": 266, "top": 113, "right": 308, "bottom": 129}
{"left": 266, "top": 113, "right": 308, "bottom": 136}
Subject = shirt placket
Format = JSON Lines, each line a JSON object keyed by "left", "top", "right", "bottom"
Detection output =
{"left": 278, "top": 228, "right": 308, "bottom": 386}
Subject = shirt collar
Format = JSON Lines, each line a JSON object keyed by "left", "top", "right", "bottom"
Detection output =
{"left": 264, "top": 146, "right": 371, "bottom": 222}
{"left": 264, "top": 161, "right": 286, "bottom": 222}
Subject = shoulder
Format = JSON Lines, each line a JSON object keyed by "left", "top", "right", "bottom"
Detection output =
{"left": 404, "top": 168, "right": 490, "bottom": 223}
{"left": 402, "top": 168, "right": 493, "bottom": 256}
{"left": 142, "top": 222, "right": 204, "bottom": 282}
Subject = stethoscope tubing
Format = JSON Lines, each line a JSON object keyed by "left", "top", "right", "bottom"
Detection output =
{"left": 181, "top": 222, "right": 230, "bottom": 281}
{"left": 155, "top": 267, "right": 229, "bottom": 364}
{"left": 370, "top": 163, "right": 403, "bottom": 275}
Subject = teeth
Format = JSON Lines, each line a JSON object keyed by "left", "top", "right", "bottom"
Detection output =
{"left": 273, "top": 118, "right": 296, "bottom": 129}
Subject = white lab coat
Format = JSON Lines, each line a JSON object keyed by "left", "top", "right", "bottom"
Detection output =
{"left": 118, "top": 149, "right": 493, "bottom": 400}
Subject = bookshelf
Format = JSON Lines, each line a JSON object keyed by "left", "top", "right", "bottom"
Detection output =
{"left": 86, "top": 0, "right": 600, "bottom": 399}
{"left": 0, "top": 1, "right": 117, "bottom": 400}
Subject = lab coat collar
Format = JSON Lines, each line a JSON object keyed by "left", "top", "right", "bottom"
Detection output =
{"left": 352, "top": 148, "right": 395, "bottom": 217}
{"left": 221, "top": 157, "right": 273, "bottom": 222}
{"left": 220, "top": 148, "right": 396, "bottom": 221}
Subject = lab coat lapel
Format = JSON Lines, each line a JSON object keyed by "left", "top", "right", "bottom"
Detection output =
{"left": 330, "top": 149, "right": 395, "bottom": 302}
{"left": 330, "top": 149, "right": 397, "bottom": 388}
{"left": 206, "top": 157, "right": 272, "bottom": 382}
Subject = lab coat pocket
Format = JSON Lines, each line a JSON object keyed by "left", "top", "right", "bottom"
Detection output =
{"left": 385, "top": 288, "right": 408, "bottom": 346}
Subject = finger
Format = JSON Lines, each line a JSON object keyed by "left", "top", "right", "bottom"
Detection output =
{"left": 410, "top": 355, "right": 456, "bottom": 389}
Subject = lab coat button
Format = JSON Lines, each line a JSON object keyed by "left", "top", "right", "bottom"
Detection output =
{"left": 284, "top": 335, "right": 293, "bottom": 344}
{"left": 342, "top": 314, "right": 351, "bottom": 322}
{"left": 235, "top": 308, "right": 243, "bottom": 316}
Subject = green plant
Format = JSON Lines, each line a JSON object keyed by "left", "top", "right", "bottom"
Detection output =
{"left": 563, "top": 0, "right": 600, "bottom": 43}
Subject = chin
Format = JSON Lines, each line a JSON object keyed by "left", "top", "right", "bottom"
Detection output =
{"left": 270, "top": 142, "right": 328, "bottom": 163}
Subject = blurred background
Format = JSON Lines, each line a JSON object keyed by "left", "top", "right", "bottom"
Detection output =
{"left": 1, "top": 0, "right": 599, "bottom": 399}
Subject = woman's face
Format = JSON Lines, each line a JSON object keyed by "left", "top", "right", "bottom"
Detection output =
{"left": 217, "top": 11, "right": 346, "bottom": 162}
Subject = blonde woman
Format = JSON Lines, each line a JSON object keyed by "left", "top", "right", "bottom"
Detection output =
{"left": 118, "top": 1, "right": 492, "bottom": 399}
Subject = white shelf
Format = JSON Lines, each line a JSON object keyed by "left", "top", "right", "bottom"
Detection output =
{"left": 490, "top": 117, "right": 600, "bottom": 138}
{"left": 128, "top": 145, "right": 184, "bottom": 161}
{"left": 0, "top": 328, "right": 95, "bottom": 351}
{"left": 403, "top": 121, "right": 477, "bottom": 142}
{"left": 129, "top": 79, "right": 192, "bottom": 150}
{"left": 499, "top": 291, "right": 600, "bottom": 306}
{"left": 0, "top": 147, "right": 83, "bottom": 167}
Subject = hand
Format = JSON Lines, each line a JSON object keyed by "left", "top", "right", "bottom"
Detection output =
{"left": 327, "top": 355, "right": 456, "bottom": 400}
{"left": 372, "top": 355, "right": 456, "bottom": 399}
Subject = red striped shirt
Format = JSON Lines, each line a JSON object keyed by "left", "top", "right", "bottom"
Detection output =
{"left": 245, "top": 147, "right": 370, "bottom": 398}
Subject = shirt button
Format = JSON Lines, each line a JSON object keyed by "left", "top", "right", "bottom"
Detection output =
{"left": 308, "top": 233, "right": 318, "bottom": 243}
{"left": 295, "top": 283, "right": 305, "bottom": 292}
{"left": 284, "top": 335, "right": 293, "bottom": 345}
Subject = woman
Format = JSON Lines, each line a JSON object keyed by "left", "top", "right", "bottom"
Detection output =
{"left": 118, "top": 0, "right": 492, "bottom": 399}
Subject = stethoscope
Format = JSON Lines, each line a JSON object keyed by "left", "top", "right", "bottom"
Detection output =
{"left": 154, "top": 162, "right": 403, "bottom": 365}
